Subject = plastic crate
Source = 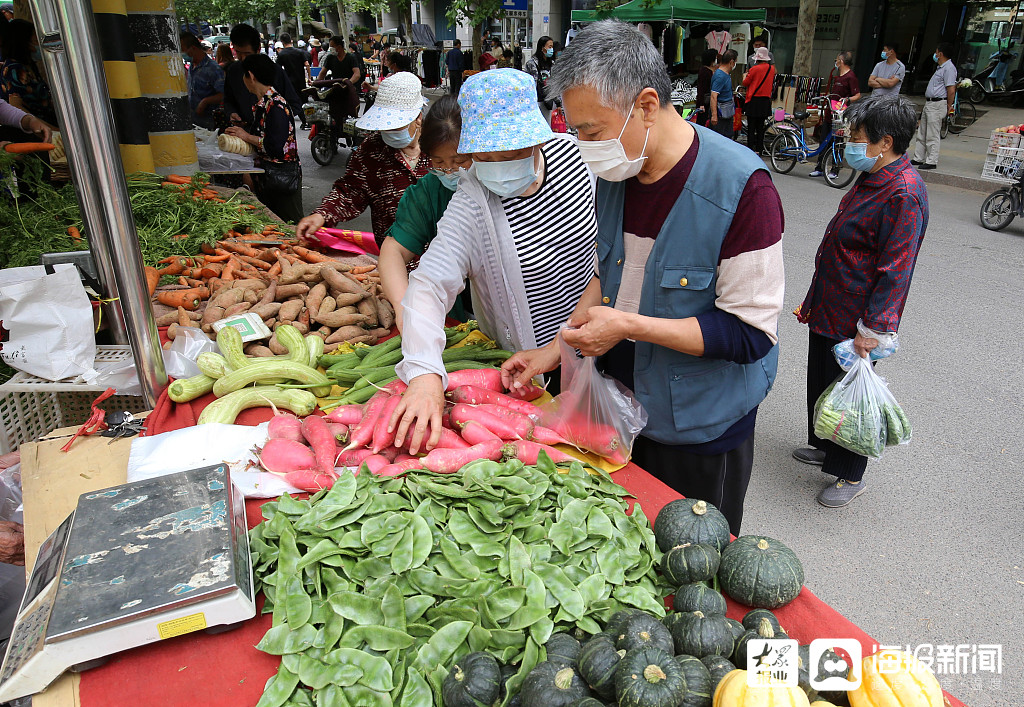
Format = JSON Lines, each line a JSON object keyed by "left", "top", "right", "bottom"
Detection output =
{"left": 981, "top": 146, "right": 1024, "bottom": 184}
{"left": 0, "top": 346, "right": 149, "bottom": 453}
{"left": 987, "top": 130, "right": 1021, "bottom": 155}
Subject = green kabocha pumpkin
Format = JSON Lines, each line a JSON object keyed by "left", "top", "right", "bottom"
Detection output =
{"left": 669, "top": 610, "right": 735, "bottom": 659}
{"left": 442, "top": 651, "right": 502, "bottom": 707}
{"left": 699, "top": 654, "right": 736, "bottom": 693}
{"left": 662, "top": 543, "right": 721, "bottom": 585}
{"left": 615, "top": 647, "right": 688, "bottom": 707}
{"left": 674, "top": 654, "right": 713, "bottom": 707}
{"left": 546, "top": 632, "right": 583, "bottom": 667}
{"left": 499, "top": 662, "right": 518, "bottom": 705}
{"left": 742, "top": 608, "right": 783, "bottom": 633}
{"left": 672, "top": 582, "right": 728, "bottom": 615}
{"left": 733, "top": 616, "right": 790, "bottom": 667}
{"left": 616, "top": 613, "right": 675, "bottom": 655}
{"left": 578, "top": 633, "right": 625, "bottom": 701}
{"left": 654, "top": 498, "right": 731, "bottom": 553}
{"left": 605, "top": 608, "right": 647, "bottom": 638}
{"left": 719, "top": 536, "right": 805, "bottom": 609}
{"left": 520, "top": 661, "right": 592, "bottom": 707}
{"left": 567, "top": 699, "right": 608, "bottom": 707}
{"left": 725, "top": 618, "right": 745, "bottom": 646}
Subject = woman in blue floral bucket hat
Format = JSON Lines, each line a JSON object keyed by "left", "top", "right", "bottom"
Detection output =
{"left": 295, "top": 71, "right": 431, "bottom": 244}
{"left": 387, "top": 68, "right": 599, "bottom": 453}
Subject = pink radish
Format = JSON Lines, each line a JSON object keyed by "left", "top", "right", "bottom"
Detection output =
{"left": 376, "top": 458, "right": 423, "bottom": 477}
{"left": 529, "top": 425, "right": 571, "bottom": 446}
{"left": 301, "top": 415, "right": 339, "bottom": 476}
{"left": 450, "top": 404, "right": 521, "bottom": 440}
{"left": 460, "top": 419, "right": 501, "bottom": 446}
{"left": 395, "top": 453, "right": 419, "bottom": 463}
{"left": 361, "top": 454, "right": 390, "bottom": 474}
{"left": 382, "top": 379, "right": 408, "bottom": 395}
{"left": 345, "top": 391, "right": 391, "bottom": 451}
{"left": 266, "top": 468, "right": 336, "bottom": 492}
{"left": 267, "top": 413, "right": 305, "bottom": 443}
{"left": 475, "top": 404, "right": 535, "bottom": 439}
{"left": 503, "top": 440, "right": 576, "bottom": 464}
{"left": 551, "top": 419, "right": 628, "bottom": 465}
{"left": 379, "top": 446, "right": 400, "bottom": 462}
{"left": 447, "top": 385, "right": 539, "bottom": 417}
{"left": 371, "top": 394, "right": 404, "bottom": 453}
{"left": 394, "top": 424, "right": 469, "bottom": 451}
{"left": 445, "top": 368, "right": 504, "bottom": 392}
{"left": 325, "top": 423, "right": 349, "bottom": 444}
{"left": 258, "top": 438, "right": 315, "bottom": 474}
{"left": 326, "top": 405, "right": 364, "bottom": 425}
{"left": 421, "top": 440, "right": 504, "bottom": 473}
{"left": 515, "top": 382, "right": 545, "bottom": 401}
{"left": 337, "top": 447, "right": 374, "bottom": 467}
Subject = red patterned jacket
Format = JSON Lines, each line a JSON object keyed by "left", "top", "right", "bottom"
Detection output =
{"left": 314, "top": 132, "right": 430, "bottom": 245}
{"left": 798, "top": 154, "right": 928, "bottom": 339}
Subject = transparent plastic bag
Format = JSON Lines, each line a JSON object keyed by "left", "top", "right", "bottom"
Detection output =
{"left": 82, "top": 327, "right": 217, "bottom": 393}
{"left": 813, "top": 356, "right": 912, "bottom": 459}
{"left": 832, "top": 319, "right": 900, "bottom": 371}
{"left": 537, "top": 330, "right": 647, "bottom": 465}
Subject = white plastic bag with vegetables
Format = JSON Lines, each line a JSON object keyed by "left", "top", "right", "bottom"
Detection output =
{"left": 0, "top": 263, "right": 96, "bottom": 381}
{"left": 537, "top": 330, "right": 647, "bottom": 466}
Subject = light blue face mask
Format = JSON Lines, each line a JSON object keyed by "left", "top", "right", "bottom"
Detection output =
{"left": 545, "top": 47, "right": 553, "bottom": 58}
{"left": 880, "top": 51, "right": 887, "bottom": 60}
{"left": 933, "top": 53, "right": 939, "bottom": 62}
{"left": 472, "top": 149, "right": 537, "bottom": 198}
{"left": 432, "top": 169, "right": 461, "bottom": 191}
{"left": 381, "top": 124, "right": 416, "bottom": 148}
{"left": 844, "top": 141, "right": 880, "bottom": 173}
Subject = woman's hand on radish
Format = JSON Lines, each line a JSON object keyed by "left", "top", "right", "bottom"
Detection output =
{"left": 563, "top": 306, "right": 633, "bottom": 357}
{"left": 389, "top": 374, "right": 445, "bottom": 455}
{"left": 500, "top": 339, "right": 561, "bottom": 394}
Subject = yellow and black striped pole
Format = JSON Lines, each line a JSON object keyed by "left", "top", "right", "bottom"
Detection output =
{"left": 125, "top": 0, "right": 198, "bottom": 174}
{"left": 90, "top": 0, "right": 156, "bottom": 172}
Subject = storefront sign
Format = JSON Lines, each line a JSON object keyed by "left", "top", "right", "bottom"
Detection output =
{"left": 815, "top": 9, "right": 843, "bottom": 40}
{"left": 502, "top": 0, "right": 528, "bottom": 13}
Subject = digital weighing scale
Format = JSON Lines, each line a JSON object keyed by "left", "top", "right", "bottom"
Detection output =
{"left": 0, "top": 463, "right": 256, "bottom": 702}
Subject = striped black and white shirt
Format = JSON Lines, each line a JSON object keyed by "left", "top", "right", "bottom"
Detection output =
{"left": 502, "top": 138, "right": 598, "bottom": 347}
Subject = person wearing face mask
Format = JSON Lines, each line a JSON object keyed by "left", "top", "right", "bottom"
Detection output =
{"left": 909, "top": 43, "right": 958, "bottom": 171}
{"left": 0, "top": 19, "right": 57, "bottom": 128}
{"left": 794, "top": 94, "right": 927, "bottom": 507}
{"left": 503, "top": 21, "right": 785, "bottom": 536}
{"left": 524, "top": 36, "right": 555, "bottom": 121}
{"left": 380, "top": 95, "right": 473, "bottom": 328}
{"left": 295, "top": 72, "right": 430, "bottom": 245}
{"left": 388, "top": 68, "right": 598, "bottom": 454}
{"left": 181, "top": 32, "right": 225, "bottom": 130}
{"left": 868, "top": 43, "right": 905, "bottom": 96}
{"left": 810, "top": 50, "right": 860, "bottom": 178}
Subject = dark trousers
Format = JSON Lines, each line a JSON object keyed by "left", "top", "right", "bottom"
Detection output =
{"left": 712, "top": 112, "right": 735, "bottom": 140}
{"left": 632, "top": 433, "right": 754, "bottom": 537}
{"left": 806, "top": 330, "right": 869, "bottom": 482}
{"left": 746, "top": 96, "right": 771, "bottom": 154}
{"left": 449, "top": 72, "right": 463, "bottom": 96}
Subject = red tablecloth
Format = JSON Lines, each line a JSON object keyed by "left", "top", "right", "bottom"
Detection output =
{"left": 73, "top": 393, "right": 965, "bottom": 706}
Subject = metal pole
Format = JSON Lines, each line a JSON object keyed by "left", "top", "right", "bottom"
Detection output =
{"left": 27, "top": 0, "right": 167, "bottom": 405}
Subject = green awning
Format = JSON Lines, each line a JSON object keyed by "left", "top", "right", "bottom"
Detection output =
{"left": 572, "top": 0, "right": 766, "bottom": 23}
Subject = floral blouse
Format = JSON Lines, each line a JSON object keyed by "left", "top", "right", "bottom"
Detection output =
{"left": 250, "top": 87, "right": 299, "bottom": 165}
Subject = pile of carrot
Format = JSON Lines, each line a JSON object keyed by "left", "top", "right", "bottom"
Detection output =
{"left": 152, "top": 236, "right": 394, "bottom": 350}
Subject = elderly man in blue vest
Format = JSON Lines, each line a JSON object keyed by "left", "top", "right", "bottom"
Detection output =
{"left": 502, "top": 21, "right": 785, "bottom": 535}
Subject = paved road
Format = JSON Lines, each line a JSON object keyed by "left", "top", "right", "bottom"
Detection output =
{"left": 292, "top": 134, "right": 1021, "bottom": 704}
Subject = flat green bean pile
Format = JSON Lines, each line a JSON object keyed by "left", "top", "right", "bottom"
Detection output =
{"left": 249, "top": 454, "right": 670, "bottom": 707}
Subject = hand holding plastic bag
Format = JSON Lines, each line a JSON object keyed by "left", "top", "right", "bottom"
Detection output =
{"left": 833, "top": 319, "right": 899, "bottom": 371}
{"left": 537, "top": 330, "right": 647, "bottom": 465}
{"left": 813, "top": 356, "right": 912, "bottom": 459}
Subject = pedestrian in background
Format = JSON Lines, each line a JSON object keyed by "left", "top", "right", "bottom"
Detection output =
{"left": 524, "top": 36, "right": 555, "bottom": 121}
{"left": 868, "top": 43, "right": 905, "bottom": 96}
{"left": 695, "top": 48, "right": 717, "bottom": 127}
{"left": 180, "top": 32, "right": 224, "bottom": 130}
{"left": 223, "top": 24, "right": 303, "bottom": 125}
{"left": 709, "top": 49, "right": 737, "bottom": 139}
{"left": 275, "top": 33, "right": 310, "bottom": 128}
{"left": 742, "top": 46, "right": 775, "bottom": 154}
{"left": 794, "top": 94, "right": 927, "bottom": 507}
{"left": 747, "top": 35, "right": 772, "bottom": 66}
{"left": 810, "top": 50, "right": 860, "bottom": 178}
{"left": 446, "top": 38, "right": 464, "bottom": 95}
{"left": 910, "top": 42, "right": 957, "bottom": 170}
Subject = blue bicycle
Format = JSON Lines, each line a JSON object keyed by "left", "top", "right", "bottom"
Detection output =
{"left": 768, "top": 96, "right": 856, "bottom": 189}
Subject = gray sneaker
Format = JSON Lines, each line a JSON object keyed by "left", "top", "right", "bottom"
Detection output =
{"left": 817, "top": 478, "right": 867, "bottom": 508}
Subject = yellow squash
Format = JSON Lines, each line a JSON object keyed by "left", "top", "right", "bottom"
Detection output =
{"left": 849, "top": 649, "right": 944, "bottom": 707}
{"left": 713, "top": 669, "right": 811, "bottom": 707}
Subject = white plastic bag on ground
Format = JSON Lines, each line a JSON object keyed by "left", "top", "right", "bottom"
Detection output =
{"left": 0, "top": 263, "right": 96, "bottom": 381}
{"left": 83, "top": 327, "right": 218, "bottom": 394}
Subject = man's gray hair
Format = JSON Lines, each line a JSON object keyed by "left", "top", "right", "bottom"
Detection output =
{"left": 845, "top": 94, "right": 917, "bottom": 154}
{"left": 546, "top": 20, "right": 671, "bottom": 112}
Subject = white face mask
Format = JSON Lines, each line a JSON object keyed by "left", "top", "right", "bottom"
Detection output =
{"left": 576, "top": 108, "right": 649, "bottom": 182}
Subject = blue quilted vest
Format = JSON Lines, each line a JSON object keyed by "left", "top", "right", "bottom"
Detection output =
{"left": 596, "top": 124, "right": 779, "bottom": 445}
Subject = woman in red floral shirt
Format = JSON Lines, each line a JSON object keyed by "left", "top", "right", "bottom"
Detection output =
{"left": 794, "top": 94, "right": 928, "bottom": 508}
{"left": 225, "top": 54, "right": 303, "bottom": 222}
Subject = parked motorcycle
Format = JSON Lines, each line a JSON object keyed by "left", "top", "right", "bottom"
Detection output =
{"left": 969, "top": 55, "right": 1024, "bottom": 104}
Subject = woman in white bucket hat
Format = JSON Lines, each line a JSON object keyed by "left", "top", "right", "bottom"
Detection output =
{"left": 295, "top": 71, "right": 430, "bottom": 243}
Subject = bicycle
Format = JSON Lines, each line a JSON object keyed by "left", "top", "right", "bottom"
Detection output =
{"left": 979, "top": 148, "right": 1024, "bottom": 230}
{"left": 768, "top": 96, "right": 856, "bottom": 189}
{"left": 941, "top": 87, "right": 978, "bottom": 138}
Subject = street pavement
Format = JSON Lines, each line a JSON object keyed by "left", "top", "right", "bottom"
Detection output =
{"left": 292, "top": 129, "right": 1021, "bottom": 705}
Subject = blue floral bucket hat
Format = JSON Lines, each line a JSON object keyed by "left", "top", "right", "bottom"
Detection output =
{"left": 356, "top": 72, "right": 426, "bottom": 131}
{"left": 458, "top": 69, "right": 554, "bottom": 153}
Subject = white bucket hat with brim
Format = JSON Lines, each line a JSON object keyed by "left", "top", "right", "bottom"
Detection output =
{"left": 356, "top": 72, "right": 426, "bottom": 131}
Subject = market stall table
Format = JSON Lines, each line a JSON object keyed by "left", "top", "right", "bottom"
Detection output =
{"left": 15, "top": 395, "right": 967, "bottom": 707}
